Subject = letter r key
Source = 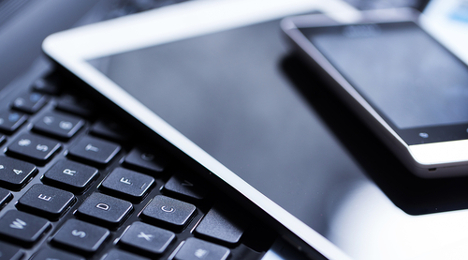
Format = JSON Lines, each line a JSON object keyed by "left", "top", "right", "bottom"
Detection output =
{"left": 62, "top": 169, "right": 76, "bottom": 176}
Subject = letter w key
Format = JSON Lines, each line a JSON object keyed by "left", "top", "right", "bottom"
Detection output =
{"left": 10, "top": 218, "right": 26, "bottom": 229}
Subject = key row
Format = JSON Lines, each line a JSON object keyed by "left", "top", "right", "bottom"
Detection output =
{"left": 3, "top": 92, "right": 129, "bottom": 145}
{"left": 0, "top": 188, "right": 245, "bottom": 249}
{"left": 0, "top": 106, "right": 128, "bottom": 144}
{"left": 2, "top": 91, "right": 87, "bottom": 135}
{"left": 0, "top": 109, "right": 82, "bottom": 140}
{"left": 0, "top": 200, "right": 237, "bottom": 259}
{"left": 5, "top": 132, "right": 167, "bottom": 170}
{"left": 1, "top": 181, "right": 202, "bottom": 227}
{"left": 0, "top": 162, "right": 204, "bottom": 215}
{"left": 0, "top": 214, "right": 230, "bottom": 260}
{"left": 12, "top": 185, "right": 198, "bottom": 230}
{"left": 51, "top": 219, "right": 230, "bottom": 260}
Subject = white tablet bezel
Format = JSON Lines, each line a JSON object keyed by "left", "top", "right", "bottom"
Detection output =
{"left": 43, "top": 0, "right": 359, "bottom": 259}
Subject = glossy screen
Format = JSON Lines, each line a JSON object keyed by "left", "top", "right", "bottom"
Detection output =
{"left": 89, "top": 19, "right": 468, "bottom": 260}
{"left": 303, "top": 22, "right": 468, "bottom": 144}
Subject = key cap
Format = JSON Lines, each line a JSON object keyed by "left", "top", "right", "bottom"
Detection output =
{"left": 0, "top": 156, "right": 37, "bottom": 190}
{"left": 56, "top": 95, "right": 93, "bottom": 118}
{"left": 164, "top": 173, "right": 207, "bottom": 201}
{"left": 43, "top": 160, "right": 98, "bottom": 193}
{"left": 103, "top": 249, "right": 150, "bottom": 260}
{"left": 141, "top": 195, "right": 196, "bottom": 229}
{"left": 77, "top": 193, "right": 132, "bottom": 227}
{"left": 33, "top": 111, "right": 84, "bottom": 140}
{"left": 195, "top": 204, "right": 247, "bottom": 245}
{"left": 90, "top": 120, "right": 128, "bottom": 143}
{"left": 31, "top": 248, "right": 84, "bottom": 260}
{"left": 31, "top": 77, "right": 61, "bottom": 95}
{"left": 52, "top": 219, "right": 109, "bottom": 254}
{"left": 12, "top": 92, "right": 48, "bottom": 114}
{"left": 124, "top": 146, "right": 166, "bottom": 174}
{"left": 0, "top": 241, "right": 23, "bottom": 260}
{"left": 68, "top": 136, "right": 121, "bottom": 167}
{"left": 0, "top": 188, "right": 12, "bottom": 209}
{"left": 17, "top": 184, "right": 74, "bottom": 219}
{"left": 0, "top": 210, "right": 51, "bottom": 247}
{"left": 119, "top": 222, "right": 175, "bottom": 255}
{"left": 7, "top": 134, "right": 61, "bottom": 165}
{"left": 174, "top": 238, "right": 230, "bottom": 260}
{"left": 101, "top": 168, "right": 154, "bottom": 201}
{"left": 0, "top": 111, "right": 27, "bottom": 134}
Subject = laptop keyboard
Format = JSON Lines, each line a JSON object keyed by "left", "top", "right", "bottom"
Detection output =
{"left": 0, "top": 73, "right": 273, "bottom": 260}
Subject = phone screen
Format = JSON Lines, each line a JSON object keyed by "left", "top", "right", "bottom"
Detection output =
{"left": 88, "top": 19, "right": 468, "bottom": 260}
{"left": 302, "top": 22, "right": 468, "bottom": 144}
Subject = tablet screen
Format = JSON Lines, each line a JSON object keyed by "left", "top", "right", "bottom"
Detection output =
{"left": 88, "top": 19, "right": 468, "bottom": 260}
{"left": 90, "top": 19, "right": 362, "bottom": 235}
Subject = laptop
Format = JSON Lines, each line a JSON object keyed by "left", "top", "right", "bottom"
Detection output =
{"left": 3, "top": 0, "right": 466, "bottom": 259}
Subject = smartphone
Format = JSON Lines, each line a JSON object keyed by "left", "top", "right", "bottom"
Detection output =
{"left": 281, "top": 9, "right": 468, "bottom": 178}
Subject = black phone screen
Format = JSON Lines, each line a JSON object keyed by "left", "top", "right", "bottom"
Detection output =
{"left": 302, "top": 22, "right": 468, "bottom": 144}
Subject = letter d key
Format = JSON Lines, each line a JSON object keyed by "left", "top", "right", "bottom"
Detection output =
{"left": 96, "top": 203, "right": 110, "bottom": 211}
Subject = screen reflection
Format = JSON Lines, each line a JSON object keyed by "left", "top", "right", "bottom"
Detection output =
{"left": 90, "top": 19, "right": 468, "bottom": 259}
{"left": 328, "top": 181, "right": 468, "bottom": 260}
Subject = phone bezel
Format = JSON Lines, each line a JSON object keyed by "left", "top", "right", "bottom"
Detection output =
{"left": 42, "top": 0, "right": 359, "bottom": 259}
{"left": 281, "top": 9, "right": 468, "bottom": 178}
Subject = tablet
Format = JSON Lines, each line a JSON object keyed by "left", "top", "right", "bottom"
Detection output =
{"left": 43, "top": 1, "right": 468, "bottom": 259}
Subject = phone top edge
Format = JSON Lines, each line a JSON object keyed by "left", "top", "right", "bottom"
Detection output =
{"left": 282, "top": 8, "right": 419, "bottom": 29}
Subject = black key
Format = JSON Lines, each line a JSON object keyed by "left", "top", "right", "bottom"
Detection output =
{"left": 0, "top": 241, "right": 23, "bottom": 260}
{"left": 0, "top": 111, "right": 27, "bottom": 134}
{"left": 124, "top": 146, "right": 166, "bottom": 173}
{"left": 43, "top": 160, "right": 98, "bottom": 193}
{"left": 56, "top": 95, "right": 93, "bottom": 118}
{"left": 195, "top": 204, "right": 247, "bottom": 245}
{"left": 31, "top": 77, "right": 61, "bottom": 95}
{"left": 103, "top": 249, "right": 150, "bottom": 260}
{"left": 119, "top": 222, "right": 175, "bottom": 255}
{"left": 174, "top": 238, "right": 230, "bottom": 260}
{"left": 32, "top": 248, "right": 84, "bottom": 260}
{"left": 101, "top": 168, "right": 154, "bottom": 201}
{"left": 0, "top": 156, "right": 37, "bottom": 190}
{"left": 0, "top": 188, "right": 12, "bottom": 208}
{"left": 7, "top": 134, "right": 61, "bottom": 164}
{"left": 68, "top": 136, "right": 121, "bottom": 167}
{"left": 90, "top": 120, "right": 128, "bottom": 143}
{"left": 17, "top": 184, "right": 74, "bottom": 219}
{"left": 76, "top": 193, "right": 132, "bottom": 227}
{"left": 33, "top": 111, "right": 84, "bottom": 140}
{"left": 11, "top": 92, "right": 48, "bottom": 114}
{"left": 142, "top": 195, "right": 196, "bottom": 229}
{"left": 0, "top": 210, "right": 51, "bottom": 247}
{"left": 52, "top": 219, "right": 109, "bottom": 254}
{"left": 164, "top": 173, "right": 207, "bottom": 201}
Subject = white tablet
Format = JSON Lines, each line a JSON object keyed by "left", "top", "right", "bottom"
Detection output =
{"left": 44, "top": 1, "right": 468, "bottom": 260}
